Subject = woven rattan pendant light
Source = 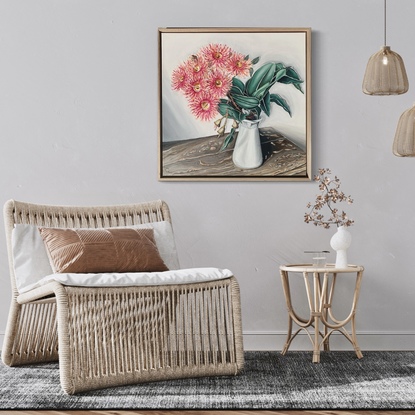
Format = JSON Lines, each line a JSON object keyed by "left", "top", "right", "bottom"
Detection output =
{"left": 393, "top": 104, "right": 415, "bottom": 156}
{"left": 362, "top": 0, "right": 408, "bottom": 95}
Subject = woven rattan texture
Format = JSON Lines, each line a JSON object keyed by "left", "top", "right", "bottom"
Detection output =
{"left": 1, "top": 200, "right": 244, "bottom": 394}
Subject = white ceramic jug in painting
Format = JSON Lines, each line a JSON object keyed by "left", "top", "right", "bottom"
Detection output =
{"left": 232, "top": 119, "right": 263, "bottom": 169}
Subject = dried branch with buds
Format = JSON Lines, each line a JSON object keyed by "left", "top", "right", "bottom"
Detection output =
{"left": 304, "top": 168, "right": 354, "bottom": 229}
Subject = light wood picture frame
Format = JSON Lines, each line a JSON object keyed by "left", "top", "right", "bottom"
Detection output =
{"left": 158, "top": 27, "right": 311, "bottom": 181}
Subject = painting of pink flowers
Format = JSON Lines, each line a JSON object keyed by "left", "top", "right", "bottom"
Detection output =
{"left": 159, "top": 28, "right": 311, "bottom": 181}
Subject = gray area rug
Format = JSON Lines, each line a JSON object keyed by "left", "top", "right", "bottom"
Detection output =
{"left": 1, "top": 351, "right": 415, "bottom": 409}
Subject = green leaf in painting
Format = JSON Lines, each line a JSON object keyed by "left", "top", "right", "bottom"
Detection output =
{"left": 251, "top": 56, "right": 260, "bottom": 65}
{"left": 278, "top": 67, "right": 304, "bottom": 93}
{"left": 231, "top": 85, "right": 244, "bottom": 96}
{"left": 293, "top": 82, "right": 304, "bottom": 94}
{"left": 270, "top": 93, "right": 292, "bottom": 116}
{"left": 232, "top": 94, "right": 260, "bottom": 110}
{"left": 250, "top": 106, "right": 261, "bottom": 120}
{"left": 232, "top": 77, "right": 245, "bottom": 92}
{"left": 220, "top": 127, "right": 236, "bottom": 151}
{"left": 274, "top": 68, "right": 287, "bottom": 82}
{"left": 252, "top": 83, "right": 271, "bottom": 100}
{"left": 246, "top": 62, "right": 276, "bottom": 96}
{"left": 285, "top": 66, "right": 302, "bottom": 81}
{"left": 275, "top": 62, "right": 285, "bottom": 72}
{"left": 217, "top": 101, "right": 243, "bottom": 121}
{"left": 260, "top": 92, "right": 271, "bottom": 117}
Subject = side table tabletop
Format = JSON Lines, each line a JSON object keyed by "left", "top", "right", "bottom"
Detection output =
{"left": 279, "top": 264, "right": 364, "bottom": 363}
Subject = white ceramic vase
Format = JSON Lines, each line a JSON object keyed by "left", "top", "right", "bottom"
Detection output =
{"left": 330, "top": 225, "right": 352, "bottom": 268}
{"left": 232, "top": 119, "right": 263, "bottom": 169}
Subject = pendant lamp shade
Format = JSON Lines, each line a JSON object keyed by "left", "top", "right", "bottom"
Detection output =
{"left": 393, "top": 104, "right": 415, "bottom": 156}
{"left": 363, "top": 46, "right": 409, "bottom": 95}
{"left": 362, "top": 0, "right": 409, "bottom": 95}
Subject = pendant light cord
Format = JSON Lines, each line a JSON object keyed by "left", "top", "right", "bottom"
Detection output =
{"left": 384, "top": 0, "right": 387, "bottom": 46}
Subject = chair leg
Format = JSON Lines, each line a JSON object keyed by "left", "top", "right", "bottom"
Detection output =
{"left": 2, "top": 298, "right": 59, "bottom": 366}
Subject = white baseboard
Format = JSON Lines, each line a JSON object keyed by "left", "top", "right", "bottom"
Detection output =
{"left": 1, "top": 331, "right": 413, "bottom": 352}
{"left": 242, "top": 331, "right": 415, "bottom": 351}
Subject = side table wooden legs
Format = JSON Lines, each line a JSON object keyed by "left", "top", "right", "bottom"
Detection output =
{"left": 322, "top": 270, "right": 364, "bottom": 359}
{"left": 280, "top": 264, "right": 364, "bottom": 363}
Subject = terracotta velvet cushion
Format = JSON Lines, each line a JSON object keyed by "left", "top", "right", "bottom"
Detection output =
{"left": 38, "top": 227, "right": 168, "bottom": 273}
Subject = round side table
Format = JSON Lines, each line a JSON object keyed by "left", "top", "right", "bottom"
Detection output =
{"left": 279, "top": 263, "right": 364, "bottom": 363}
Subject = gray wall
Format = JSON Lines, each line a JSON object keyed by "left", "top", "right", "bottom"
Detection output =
{"left": 1, "top": 0, "right": 414, "bottom": 350}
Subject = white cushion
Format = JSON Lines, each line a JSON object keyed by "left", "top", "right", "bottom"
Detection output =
{"left": 12, "top": 221, "right": 180, "bottom": 293}
{"left": 12, "top": 224, "right": 54, "bottom": 293}
{"left": 24, "top": 268, "right": 233, "bottom": 292}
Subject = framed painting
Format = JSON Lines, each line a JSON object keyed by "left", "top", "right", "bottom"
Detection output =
{"left": 158, "top": 27, "right": 311, "bottom": 181}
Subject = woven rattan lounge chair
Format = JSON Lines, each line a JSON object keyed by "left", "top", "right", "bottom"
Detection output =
{"left": 1, "top": 199, "right": 244, "bottom": 394}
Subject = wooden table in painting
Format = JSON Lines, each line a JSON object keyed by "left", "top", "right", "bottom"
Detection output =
{"left": 161, "top": 127, "right": 306, "bottom": 178}
{"left": 279, "top": 264, "right": 364, "bottom": 363}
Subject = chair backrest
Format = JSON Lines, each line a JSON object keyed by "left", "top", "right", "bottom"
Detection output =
{"left": 4, "top": 199, "right": 172, "bottom": 296}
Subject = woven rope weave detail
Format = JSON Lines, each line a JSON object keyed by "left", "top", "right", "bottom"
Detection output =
{"left": 65, "top": 281, "right": 236, "bottom": 383}
{"left": 9, "top": 300, "right": 59, "bottom": 365}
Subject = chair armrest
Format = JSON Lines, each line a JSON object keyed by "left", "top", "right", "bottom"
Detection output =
{"left": 16, "top": 281, "right": 65, "bottom": 304}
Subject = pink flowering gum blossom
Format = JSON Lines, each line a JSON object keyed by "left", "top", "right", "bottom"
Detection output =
{"left": 171, "top": 43, "right": 252, "bottom": 121}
